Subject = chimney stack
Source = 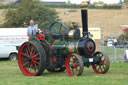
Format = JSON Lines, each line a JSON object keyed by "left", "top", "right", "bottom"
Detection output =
{"left": 81, "top": 2, "right": 88, "bottom": 37}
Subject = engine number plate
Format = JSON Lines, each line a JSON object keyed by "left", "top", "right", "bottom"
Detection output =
{"left": 89, "top": 58, "right": 93, "bottom": 62}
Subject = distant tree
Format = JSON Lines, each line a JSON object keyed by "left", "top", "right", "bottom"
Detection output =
{"left": 16, "top": 0, "right": 22, "bottom": 3}
{"left": 93, "top": 1, "right": 105, "bottom": 5}
{"left": 4, "top": 0, "right": 59, "bottom": 29}
{"left": 67, "top": 0, "right": 71, "bottom": 5}
{"left": 124, "top": 0, "right": 128, "bottom": 3}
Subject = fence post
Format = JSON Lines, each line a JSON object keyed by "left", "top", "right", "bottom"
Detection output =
{"left": 114, "top": 46, "right": 117, "bottom": 62}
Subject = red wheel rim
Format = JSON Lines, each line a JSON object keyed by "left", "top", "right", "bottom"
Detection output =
{"left": 92, "top": 52, "right": 109, "bottom": 74}
{"left": 18, "top": 42, "right": 41, "bottom": 76}
{"left": 66, "top": 54, "right": 82, "bottom": 77}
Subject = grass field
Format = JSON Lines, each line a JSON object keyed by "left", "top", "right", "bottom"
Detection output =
{"left": 0, "top": 60, "right": 128, "bottom": 85}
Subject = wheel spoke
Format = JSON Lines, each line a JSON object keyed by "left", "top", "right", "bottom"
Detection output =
{"left": 72, "top": 68, "right": 74, "bottom": 75}
{"left": 101, "top": 66, "right": 105, "bottom": 72}
{"left": 100, "top": 67, "right": 103, "bottom": 72}
{"left": 102, "top": 65, "right": 105, "bottom": 69}
{"left": 74, "top": 68, "right": 77, "bottom": 75}
{"left": 31, "top": 63, "right": 36, "bottom": 73}
{"left": 76, "top": 66, "right": 79, "bottom": 71}
{"left": 34, "top": 63, "right": 39, "bottom": 71}
{"left": 100, "top": 61, "right": 104, "bottom": 65}
{"left": 29, "top": 63, "right": 32, "bottom": 72}
{"left": 71, "top": 57, "right": 74, "bottom": 62}
{"left": 27, "top": 45, "right": 31, "bottom": 54}
{"left": 97, "top": 66, "right": 100, "bottom": 72}
{"left": 26, "top": 63, "right": 30, "bottom": 71}
{"left": 21, "top": 52, "right": 29, "bottom": 57}
{"left": 24, "top": 58, "right": 28, "bottom": 61}
{"left": 25, "top": 48, "right": 30, "bottom": 57}
{"left": 69, "top": 60, "right": 73, "bottom": 63}
{"left": 74, "top": 63, "right": 78, "bottom": 68}
{"left": 23, "top": 61, "right": 29, "bottom": 67}
{"left": 32, "top": 53, "right": 39, "bottom": 59}
{"left": 30, "top": 46, "right": 35, "bottom": 56}
{"left": 32, "top": 60, "right": 40, "bottom": 64}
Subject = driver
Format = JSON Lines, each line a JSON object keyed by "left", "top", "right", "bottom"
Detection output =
{"left": 27, "top": 20, "right": 38, "bottom": 40}
{"left": 72, "top": 22, "right": 80, "bottom": 39}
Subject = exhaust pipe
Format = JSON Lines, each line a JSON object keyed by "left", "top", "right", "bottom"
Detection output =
{"left": 81, "top": 2, "right": 88, "bottom": 37}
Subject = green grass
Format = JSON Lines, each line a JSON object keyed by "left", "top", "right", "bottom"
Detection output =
{"left": 0, "top": 60, "right": 128, "bottom": 85}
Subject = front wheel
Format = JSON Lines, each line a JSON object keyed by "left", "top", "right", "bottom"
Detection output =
{"left": 92, "top": 51, "right": 110, "bottom": 74}
{"left": 66, "top": 54, "right": 84, "bottom": 77}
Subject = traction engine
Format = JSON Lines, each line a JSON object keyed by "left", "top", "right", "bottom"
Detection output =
{"left": 18, "top": 3, "right": 110, "bottom": 77}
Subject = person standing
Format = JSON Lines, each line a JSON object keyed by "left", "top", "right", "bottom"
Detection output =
{"left": 27, "top": 20, "right": 38, "bottom": 40}
{"left": 113, "top": 37, "right": 118, "bottom": 47}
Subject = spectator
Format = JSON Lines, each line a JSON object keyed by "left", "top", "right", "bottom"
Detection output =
{"left": 113, "top": 37, "right": 118, "bottom": 47}
{"left": 27, "top": 20, "right": 38, "bottom": 40}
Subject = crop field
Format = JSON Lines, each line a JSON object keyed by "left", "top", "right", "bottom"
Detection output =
{"left": 0, "top": 60, "right": 128, "bottom": 85}
{"left": 56, "top": 8, "right": 128, "bottom": 38}
{"left": 0, "top": 8, "right": 128, "bottom": 38}
{"left": 0, "top": 9, "right": 6, "bottom": 24}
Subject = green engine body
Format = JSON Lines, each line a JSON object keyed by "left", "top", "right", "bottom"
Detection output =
{"left": 30, "top": 21, "right": 100, "bottom": 68}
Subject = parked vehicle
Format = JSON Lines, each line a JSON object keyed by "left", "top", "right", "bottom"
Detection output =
{"left": 0, "top": 45, "right": 17, "bottom": 60}
{"left": 0, "top": 28, "right": 28, "bottom": 60}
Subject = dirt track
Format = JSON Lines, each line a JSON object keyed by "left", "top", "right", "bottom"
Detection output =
{"left": 56, "top": 9, "right": 128, "bottom": 38}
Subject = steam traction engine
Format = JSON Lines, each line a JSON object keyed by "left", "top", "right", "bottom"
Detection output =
{"left": 18, "top": 3, "right": 110, "bottom": 77}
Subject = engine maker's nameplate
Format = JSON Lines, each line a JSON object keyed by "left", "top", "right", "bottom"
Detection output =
{"left": 68, "top": 42, "right": 75, "bottom": 53}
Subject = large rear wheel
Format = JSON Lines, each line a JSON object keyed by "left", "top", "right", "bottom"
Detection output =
{"left": 66, "top": 54, "right": 84, "bottom": 77}
{"left": 18, "top": 41, "right": 46, "bottom": 76}
{"left": 92, "top": 51, "right": 110, "bottom": 74}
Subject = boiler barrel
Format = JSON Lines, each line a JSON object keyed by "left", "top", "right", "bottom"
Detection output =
{"left": 53, "top": 38, "right": 96, "bottom": 58}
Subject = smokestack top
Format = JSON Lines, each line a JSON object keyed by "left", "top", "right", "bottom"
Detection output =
{"left": 81, "top": 1, "right": 88, "bottom": 8}
{"left": 81, "top": 1, "right": 88, "bottom": 5}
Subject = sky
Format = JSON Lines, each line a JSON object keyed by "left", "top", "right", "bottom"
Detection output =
{"left": 41, "top": 0, "right": 122, "bottom": 4}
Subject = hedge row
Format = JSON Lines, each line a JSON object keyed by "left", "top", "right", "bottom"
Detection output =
{"left": 0, "top": 3, "right": 18, "bottom": 9}
{"left": 44, "top": 4, "right": 121, "bottom": 9}
{"left": 0, "top": 3, "right": 121, "bottom": 9}
{"left": 42, "top": 4, "right": 121, "bottom": 9}
{"left": 89, "top": 4, "right": 121, "bottom": 9}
